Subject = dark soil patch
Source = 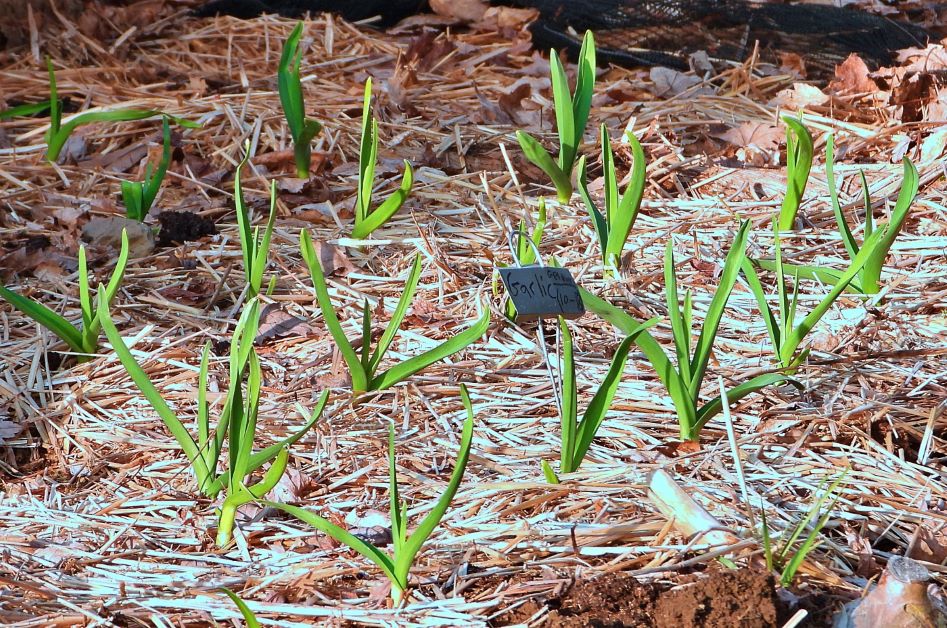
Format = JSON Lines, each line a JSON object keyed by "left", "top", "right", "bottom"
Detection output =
{"left": 156, "top": 210, "right": 217, "bottom": 246}
{"left": 495, "top": 569, "right": 786, "bottom": 627}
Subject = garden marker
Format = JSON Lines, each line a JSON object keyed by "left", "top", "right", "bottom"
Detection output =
{"left": 499, "top": 231, "right": 584, "bottom": 321}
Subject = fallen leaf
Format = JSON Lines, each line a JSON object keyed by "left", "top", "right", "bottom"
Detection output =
{"left": 649, "top": 67, "right": 708, "bottom": 97}
{"left": 256, "top": 303, "right": 316, "bottom": 343}
{"left": 920, "top": 127, "right": 947, "bottom": 163}
{"left": 52, "top": 206, "right": 85, "bottom": 229}
{"left": 430, "top": 0, "right": 488, "bottom": 22}
{"left": 897, "top": 44, "right": 947, "bottom": 74}
{"left": 476, "top": 6, "right": 537, "bottom": 31}
{"left": 278, "top": 177, "right": 308, "bottom": 194}
{"left": 891, "top": 72, "right": 936, "bottom": 123}
{"left": 769, "top": 83, "right": 828, "bottom": 109}
{"left": 497, "top": 80, "right": 532, "bottom": 124}
{"left": 779, "top": 52, "right": 807, "bottom": 78}
{"left": 294, "top": 202, "right": 336, "bottom": 224}
{"left": 311, "top": 240, "right": 354, "bottom": 277}
{"left": 158, "top": 281, "right": 215, "bottom": 306}
{"left": 831, "top": 54, "right": 878, "bottom": 93}
{"left": 712, "top": 122, "right": 782, "bottom": 166}
{"left": 269, "top": 467, "right": 315, "bottom": 503}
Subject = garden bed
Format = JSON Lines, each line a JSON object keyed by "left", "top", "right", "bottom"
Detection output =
{"left": 1, "top": 2, "right": 946, "bottom": 626}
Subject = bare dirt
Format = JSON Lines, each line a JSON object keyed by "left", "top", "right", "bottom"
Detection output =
{"left": 495, "top": 569, "right": 787, "bottom": 627}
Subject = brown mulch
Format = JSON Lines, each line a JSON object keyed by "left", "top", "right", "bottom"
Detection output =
{"left": 0, "top": 1, "right": 946, "bottom": 626}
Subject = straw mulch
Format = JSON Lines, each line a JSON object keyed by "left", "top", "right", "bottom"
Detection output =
{"left": 1, "top": 5, "right": 946, "bottom": 626}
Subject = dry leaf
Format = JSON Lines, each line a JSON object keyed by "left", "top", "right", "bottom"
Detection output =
{"left": 268, "top": 467, "right": 315, "bottom": 503}
{"left": 831, "top": 54, "right": 878, "bottom": 93}
{"left": 311, "top": 240, "right": 354, "bottom": 277}
{"left": 897, "top": 44, "right": 947, "bottom": 74}
{"left": 256, "top": 303, "right": 316, "bottom": 343}
{"left": 430, "top": 0, "right": 488, "bottom": 22}
{"left": 649, "top": 67, "right": 707, "bottom": 97}
{"left": 779, "top": 52, "right": 807, "bottom": 78}
{"left": 770, "top": 83, "right": 828, "bottom": 109}
{"left": 712, "top": 122, "right": 782, "bottom": 166}
{"left": 476, "top": 6, "right": 538, "bottom": 31}
{"left": 920, "top": 128, "right": 947, "bottom": 163}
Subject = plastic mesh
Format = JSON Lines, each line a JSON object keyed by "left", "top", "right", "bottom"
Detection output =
{"left": 515, "top": 0, "right": 930, "bottom": 71}
{"left": 194, "top": 0, "right": 930, "bottom": 71}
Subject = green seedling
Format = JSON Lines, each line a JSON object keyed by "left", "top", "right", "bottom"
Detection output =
{"left": 777, "top": 117, "right": 814, "bottom": 231}
{"left": 743, "top": 220, "right": 887, "bottom": 372}
{"left": 234, "top": 146, "right": 277, "bottom": 298}
{"left": 99, "top": 296, "right": 325, "bottom": 546}
{"left": 122, "top": 117, "right": 172, "bottom": 222}
{"left": 497, "top": 198, "right": 547, "bottom": 321}
{"left": 268, "top": 385, "right": 475, "bottom": 606}
{"left": 516, "top": 30, "right": 596, "bottom": 203}
{"left": 578, "top": 222, "right": 790, "bottom": 442}
{"left": 300, "top": 230, "right": 489, "bottom": 395}
{"left": 827, "top": 138, "right": 918, "bottom": 294}
{"left": 278, "top": 22, "right": 323, "bottom": 179}
{"left": 0, "top": 101, "right": 52, "bottom": 119}
{"left": 760, "top": 473, "right": 845, "bottom": 587}
{"left": 0, "top": 230, "right": 129, "bottom": 362}
{"left": 44, "top": 57, "right": 197, "bottom": 162}
{"left": 577, "top": 125, "right": 646, "bottom": 277}
{"left": 760, "top": 136, "right": 919, "bottom": 295}
{"left": 351, "top": 78, "right": 414, "bottom": 239}
{"left": 220, "top": 588, "right": 261, "bottom": 627}
{"left": 542, "top": 316, "right": 656, "bottom": 483}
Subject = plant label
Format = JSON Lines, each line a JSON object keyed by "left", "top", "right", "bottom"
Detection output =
{"left": 499, "top": 266, "right": 584, "bottom": 321}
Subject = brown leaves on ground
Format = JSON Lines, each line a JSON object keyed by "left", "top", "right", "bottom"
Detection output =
{"left": 711, "top": 121, "right": 782, "bottom": 166}
{"left": 307, "top": 240, "right": 354, "bottom": 277}
{"left": 831, "top": 54, "right": 879, "bottom": 94}
{"left": 429, "top": 0, "right": 489, "bottom": 22}
{"left": 256, "top": 303, "right": 317, "bottom": 344}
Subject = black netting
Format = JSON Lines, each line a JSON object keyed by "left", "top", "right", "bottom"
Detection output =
{"left": 516, "top": 0, "right": 930, "bottom": 71}
{"left": 194, "top": 0, "right": 931, "bottom": 71}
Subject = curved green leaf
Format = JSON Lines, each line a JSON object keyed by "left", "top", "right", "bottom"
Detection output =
{"left": 368, "top": 254, "right": 422, "bottom": 375}
{"left": 300, "top": 230, "right": 368, "bottom": 392}
{"left": 550, "top": 50, "right": 576, "bottom": 172}
{"left": 687, "top": 221, "right": 750, "bottom": 400}
{"left": 606, "top": 130, "right": 646, "bottom": 265}
{"left": 47, "top": 109, "right": 165, "bottom": 162}
{"left": 694, "top": 373, "right": 797, "bottom": 434}
{"left": 825, "top": 135, "right": 859, "bottom": 260}
{"left": 559, "top": 318, "right": 577, "bottom": 471}
{"left": 97, "top": 289, "right": 211, "bottom": 491}
{"left": 778, "top": 117, "right": 814, "bottom": 231}
{"left": 220, "top": 588, "right": 261, "bottom": 628}
{"left": 370, "top": 309, "right": 489, "bottom": 392}
{"left": 571, "top": 321, "right": 655, "bottom": 471}
{"left": 571, "top": 30, "right": 596, "bottom": 164}
{"left": 577, "top": 155, "right": 608, "bottom": 255}
{"left": 517, "top": 130, "right": 571, "bottom": 202}
{"left": 265, "top": 500, "right": 398, "bottom": 583}
{"left": 861, "top": 157, "right": 918, "bottom": 294}
{"left": 0, "top": 285, "right": 84, "bottom": 353}
{"left": 395, "top": 392, "right": 474, "bottom": 585}
{"left": 577, "top": 285, "right": 696, "bottom": 438}
{"left": 351, "top": 160, "right": 414, "bottom": 239}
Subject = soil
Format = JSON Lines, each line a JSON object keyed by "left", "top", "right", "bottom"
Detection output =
{"left": 496, "top": 569, "right": 786, "bottom": 627}
{"left": 156, "top": 210, "right": 217, "bottom": 246}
